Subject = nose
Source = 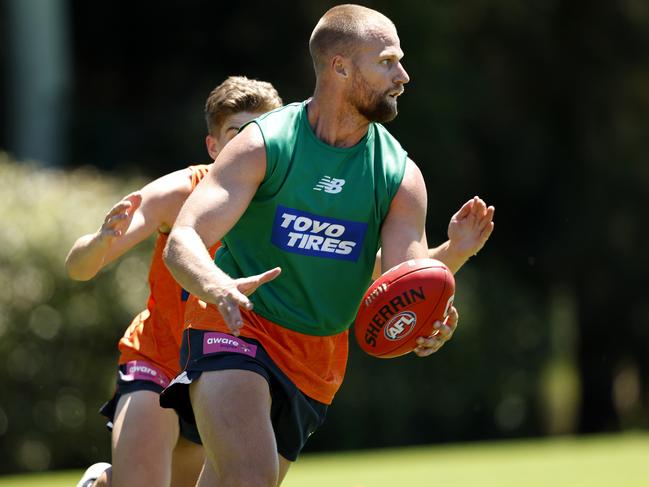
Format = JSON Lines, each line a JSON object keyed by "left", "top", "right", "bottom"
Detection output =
{"left": 396, "top": 62, "right": 410, "bottom": 85}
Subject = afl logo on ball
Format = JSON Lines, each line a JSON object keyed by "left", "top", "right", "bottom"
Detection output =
{"left": 384, "top": 311, "right": 417, "bottom": 341}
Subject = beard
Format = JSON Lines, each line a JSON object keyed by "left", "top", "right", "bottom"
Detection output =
{"left": 350, "top": 66, "right": 399, "bottom": 123}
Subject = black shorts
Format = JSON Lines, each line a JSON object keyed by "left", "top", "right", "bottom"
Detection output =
{"left": 99, "top": 360, "right": 201, "bottom": 445}
{"left": 159, "top": 329, "right": 328, "bottom": 461}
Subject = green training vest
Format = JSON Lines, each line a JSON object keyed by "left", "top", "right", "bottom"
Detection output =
{"left": 216, "top": 101, "right": 407, "bottom": 336}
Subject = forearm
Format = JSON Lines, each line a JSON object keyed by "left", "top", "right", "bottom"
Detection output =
{"left": 163, "top": 226, "right": 229, "bottom": 304}
{"left": 65, "top": 233, "right": 112, "bottom": 281}
{"left": 428, "top": 240, "right": 472, "bottom": 274}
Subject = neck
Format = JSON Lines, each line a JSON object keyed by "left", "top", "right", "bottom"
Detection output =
{"left": 307, "top": 91, "right": 370, "bottom": 148}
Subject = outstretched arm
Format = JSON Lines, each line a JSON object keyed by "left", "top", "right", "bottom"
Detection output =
{"left": 64, "top": 169, "right": 195, "bottom": 281}
{"left": 163, "top": 124, "right": 280, "bottom": 335}
{"left": 372, "top": 196, "right": 494, "bottom": 279}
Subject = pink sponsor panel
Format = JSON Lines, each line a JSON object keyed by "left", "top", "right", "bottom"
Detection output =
{"left": 203, "top": 332, "right": 257, "bottom": 357}
{"left": 119, "top": 360, "right": 170, "bottom": 388}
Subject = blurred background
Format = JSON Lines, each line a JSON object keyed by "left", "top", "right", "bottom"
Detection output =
{"left": 1, "top": 0, "right": 649, "bottom": 475}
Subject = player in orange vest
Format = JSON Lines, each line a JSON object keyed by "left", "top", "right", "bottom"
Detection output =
{"left": 67, "top": 76, "right": 283, "bottom": 487}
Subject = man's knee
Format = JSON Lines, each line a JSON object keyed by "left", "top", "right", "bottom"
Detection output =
{"left": 219, "top": 463, "right": 278, "bottom": 487}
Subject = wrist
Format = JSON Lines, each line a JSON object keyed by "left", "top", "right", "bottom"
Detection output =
{"left": 431, "top": 240, "right": 469, "bottom": 275}
{"left": 445, "top": 239, "right": 475, "bottom": 262}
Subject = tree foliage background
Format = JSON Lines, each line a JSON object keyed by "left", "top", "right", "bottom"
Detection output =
{"left": 1, "top": 0, "right": 649, "bottom": 474}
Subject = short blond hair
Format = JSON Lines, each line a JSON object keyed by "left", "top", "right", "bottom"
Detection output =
{"left": 309, "top": 4, "right": 394, "bottom": 72}
{"left": 205, "top": 76, "right": 282, "bottom": 135}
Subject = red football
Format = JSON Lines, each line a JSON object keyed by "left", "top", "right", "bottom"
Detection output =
{"left": 354, "top": 258, "right": 455, "bottom": 358}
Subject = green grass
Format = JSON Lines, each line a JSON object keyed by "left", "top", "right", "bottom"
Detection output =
{"left": 1, "top": 433, "right": 647, "bottom": 486}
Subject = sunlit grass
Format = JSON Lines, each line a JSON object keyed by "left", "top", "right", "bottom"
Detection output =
{"left": 1, "top": 433, "right": 647, "bottom": 487}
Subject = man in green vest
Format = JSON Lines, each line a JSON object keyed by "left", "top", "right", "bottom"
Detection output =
{"left": 162, "top": 4, "right": 494, "bottom": 486}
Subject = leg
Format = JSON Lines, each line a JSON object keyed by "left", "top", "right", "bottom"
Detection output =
{"left": 191, "top": 369, "right": 279, "bottom": 487}
{"left": 195, "top": 447, "right": 292, "bottom": 487}
{"left": 169, "top": 434, "right": 205, "bottom": 487}
{"left": 111, "top": 390, "right": 179, "bottom": 487}
{"left": 277, "top": 455, "right": 292, "bottom": 486}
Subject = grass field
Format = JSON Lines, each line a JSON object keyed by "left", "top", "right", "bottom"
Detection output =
{"left": 0, "top": 433, "right": 647, "bottom": 486}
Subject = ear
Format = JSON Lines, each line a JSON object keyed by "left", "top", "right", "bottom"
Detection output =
{"left": 332, "top": 55, "right": 348, "bottom": 78}
{"left": 205, "top": 135, "right": 222, "bottom": 160}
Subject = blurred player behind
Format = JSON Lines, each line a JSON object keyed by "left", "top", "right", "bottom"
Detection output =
{"left": 66, "top": 76, "right": 283, "bottom": 487}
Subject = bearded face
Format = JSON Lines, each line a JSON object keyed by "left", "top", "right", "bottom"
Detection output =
{"left": 349, "top": 63, "right": 400, "bottom": 123}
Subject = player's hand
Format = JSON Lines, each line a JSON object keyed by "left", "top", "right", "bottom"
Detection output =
{"left": 447, "top": 196, "right": 495, "bottom": 259}
{"left": 97, "top": 192, "right": 142, "bottom": 242}
{"left": 214, "top": 267, "right": 282, "bottom": 336}
{"left": 413, "top": 305, "right": 458, "bottom": 357}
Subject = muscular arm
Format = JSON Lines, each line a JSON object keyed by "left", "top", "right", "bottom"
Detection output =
{"left": 163, "top": 124, "right": 280, "bottom": 333}
{"left": 64, "top": 169, "right": 195, "bottom": 281}
{"left": 379, "top": 158, "right": 429, "bottom": 272}
{"left": 380, "top": 158, "right": 457, "bottom": 357}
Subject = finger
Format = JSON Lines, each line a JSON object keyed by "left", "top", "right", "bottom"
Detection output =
{"left": 104, "top": 212, "right": 129, "bottom": 227}
{"left": 104, "top": 202, "right": 131, "bottom": 223}
{"left": 217, "top": 295, "right": 247, "bottom": 335}
{"left": 455, "top": 199, "right": 473, "bottom": 219}
{"left": 445, "top": 306, "right": 459, "bottom": 331}
{"left": 415, "top": 326, "right": 450, "bottom": 348}
{"left": 256, "top": 266, "right": 282, "bottom": 284}
{"left": 105, "top": 192, "right": 141, "bottom": 220}
{"left": 237, "top": 267, "right": 282, "bottom": 296}
{"left": 477, "top": 206, "right": 495, "bottom": 230}
{"left": 229, "top": 288, "right": 253, "bottom": 311}
{"left": 413, "top": 338, "right": 444, "bottom": 357}
{"left": 413, "top": 346, "right": 435, "bottom": 357}
{"left": 124, "top": 191, "right": 143, "bottom": 211}
{"left": 223, "top": 303, "right": 244, "bottom": 336}
{"left": 434, "top": 320, "right": 455, "bottom": 340}
{"left": 471, "top": 196, "right": 487, "bottom": 217}
{"left": 479, "top": 221, "right": 495, "bottom": 243}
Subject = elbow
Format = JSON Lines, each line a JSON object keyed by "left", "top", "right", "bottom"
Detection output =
{"left": 162, "top": 231, "right": 179, "bottom": 272}
{"left": 64, "top": 257, "right": 93, "bottom": 282}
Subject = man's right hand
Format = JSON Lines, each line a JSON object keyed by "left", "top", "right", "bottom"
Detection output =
{"left": 212, "top": 267, "right": 282, "bottom": 335}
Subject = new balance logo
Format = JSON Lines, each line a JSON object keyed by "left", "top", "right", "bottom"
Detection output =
{"left": 313, "top": 176, "right": 345, "bottom": 194}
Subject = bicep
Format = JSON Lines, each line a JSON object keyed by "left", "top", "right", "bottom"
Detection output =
{"left": 379, "top": 158, "right": 429, "bottom": 272}
{"left": 174, "top": 124, "right": 267, "bottom": 248}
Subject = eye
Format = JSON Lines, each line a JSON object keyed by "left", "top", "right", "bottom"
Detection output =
{"left": 380, "top": 59, "right": 393, "bottom": 66}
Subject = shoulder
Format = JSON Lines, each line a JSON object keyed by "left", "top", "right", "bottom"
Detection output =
{"left": 252, "top": 102, "right": 304, "bottom": 143}
{"left": 205, "top": 123, "right": 268, "bottom": 188}
{"left": 254, "top": 102, "right": 303, "bottom": 125}
{"left": 393, "top": 157, "right": 427, "bottom": 208}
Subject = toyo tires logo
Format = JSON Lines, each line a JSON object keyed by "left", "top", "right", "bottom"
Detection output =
{"left": 384, "top": 311, "right": 417, "bottom": 341}
{"left": 271, "top": 205, "right": 367, "bottom": 262}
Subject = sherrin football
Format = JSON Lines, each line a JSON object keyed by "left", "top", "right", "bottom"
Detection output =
{"left": 354, "top": 258, "right": 455, "bottom": 358}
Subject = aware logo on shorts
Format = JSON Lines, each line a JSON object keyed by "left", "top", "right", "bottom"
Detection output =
{"left": 203, "top": 332, "right": 257, "bottom": 357}
{"left": 119, "top": 360, "right": 170, "bottom": 388}
{"left": 271, "top": 205, "right": 367, "bottom": 262}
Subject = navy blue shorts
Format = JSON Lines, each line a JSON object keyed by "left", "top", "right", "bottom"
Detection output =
{"left": 99, "top": 360, "right": 201, "bottom": 445}
{"left": 159, "top": 329, "right": 328, "bottom": 461}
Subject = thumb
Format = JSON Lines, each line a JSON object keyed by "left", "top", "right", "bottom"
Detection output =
{"left": 237, "top": 267, "right": 282, "bottom": 296}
